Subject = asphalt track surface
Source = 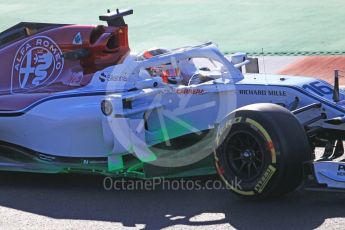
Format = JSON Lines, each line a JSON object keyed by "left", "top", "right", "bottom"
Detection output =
{"left": 0, "top": 149, "right": 344, "bottom": 229}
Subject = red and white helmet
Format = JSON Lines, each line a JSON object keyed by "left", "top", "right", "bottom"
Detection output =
{"left": 139, "top": 48, "right": 181, "bottom": 84}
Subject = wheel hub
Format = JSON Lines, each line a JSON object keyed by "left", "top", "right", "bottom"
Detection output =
{"left": 226, "top": 131, "right": 265, "bottom": 180}
{"left": 241, "top": 149, "right": 256, "bottom": 163}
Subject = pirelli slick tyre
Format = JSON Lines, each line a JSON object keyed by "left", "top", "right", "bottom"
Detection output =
{"left": 214, "top": 103, "right": 311, "bottom": 199}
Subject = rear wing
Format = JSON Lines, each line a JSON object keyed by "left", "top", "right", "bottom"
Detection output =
{"left": 99, "top": 8, "right": 133, "bottom": 26}
{"left": 0, "top": 22, "right": 66, "bottom": 49}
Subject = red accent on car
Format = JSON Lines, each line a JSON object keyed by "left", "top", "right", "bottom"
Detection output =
{"left": 216, "top": 162, "right": 225, "bottom": 175}
{"left": 267, "top": 141, "right": 274, "bottom": 151}
{"left": 0, "top": 23, "right": 130, "bottom": 112}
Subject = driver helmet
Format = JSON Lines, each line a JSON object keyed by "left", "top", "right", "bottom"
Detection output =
{"left": 139, "top": 48, "right": 181, "bottom": 84}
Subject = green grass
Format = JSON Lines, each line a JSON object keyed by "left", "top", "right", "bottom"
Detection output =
{"left": 0, "top": 0, "right": 344, "bottom": 54}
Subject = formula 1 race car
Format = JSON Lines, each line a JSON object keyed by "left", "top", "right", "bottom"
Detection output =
{"left": 1, "top": 8, "right": 345, "bottom": 199}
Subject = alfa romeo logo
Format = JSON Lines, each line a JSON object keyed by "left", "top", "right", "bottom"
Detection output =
{"left": 11, "top": 36, "right": 64, "bottom": 92}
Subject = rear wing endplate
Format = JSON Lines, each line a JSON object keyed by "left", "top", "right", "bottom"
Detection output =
{"left": 99, "top": 8, "right": 133, "bottom": 27}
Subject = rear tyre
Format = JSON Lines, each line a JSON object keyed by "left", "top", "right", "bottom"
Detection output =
{"left": 214, "top": 103, "right": 312, "bottom": 199}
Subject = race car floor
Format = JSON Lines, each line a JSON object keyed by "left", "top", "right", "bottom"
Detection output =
{"left": 0, "top": 148, "right": 344, "bottom": 230}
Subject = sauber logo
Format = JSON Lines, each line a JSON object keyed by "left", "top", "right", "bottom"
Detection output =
{"left": 11, "top": 36, "right": 64, "bottom": 92}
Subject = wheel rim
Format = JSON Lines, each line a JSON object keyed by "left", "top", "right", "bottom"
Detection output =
{"left": 225, "top": 131, "right": 265, "bottom": 181}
